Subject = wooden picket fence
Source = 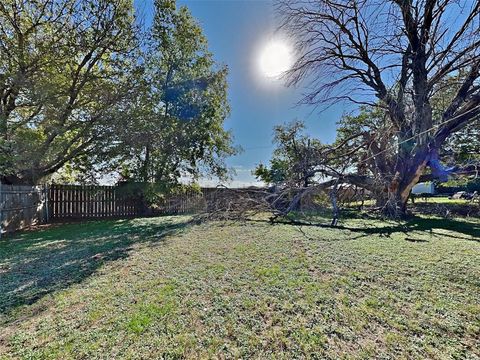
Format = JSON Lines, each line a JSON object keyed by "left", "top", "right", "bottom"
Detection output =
{"left": 48, "top": 184, "right": 141, "bottom": 220}
{"left": 155, "top": 188, "right": 206, "bottom": 215}
{"left": 0, "top": 183, "right": 262, "bottom": 234}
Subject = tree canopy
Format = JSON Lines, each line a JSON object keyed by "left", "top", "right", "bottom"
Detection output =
{"left": 1, "top": 0, "right": 137, "bottom": 184}
{"left": 0, "top": 0, "right": 236, "bottom": 185}
{"left": 111, "top": 0, "right": 236, "bottom": 185}
{"left": 254, "top": 121, "right": 326, "bottom": 187}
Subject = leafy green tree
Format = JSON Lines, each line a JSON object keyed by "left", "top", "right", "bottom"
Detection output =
{"left": 1, "top": 0, "right": 236, "bottom": 186}
{"left": 110, "top": 0, "right": 236, "bottom": 185}
{"left": 253, "top": 160, "right": 289, "bottom": 187}
{"left": 0, "top": 0, "right": 137, "bottom": 184}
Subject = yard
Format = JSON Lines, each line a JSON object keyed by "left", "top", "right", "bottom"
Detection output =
{"left": 0, "top": 215, "right": 479, "bottom": 359}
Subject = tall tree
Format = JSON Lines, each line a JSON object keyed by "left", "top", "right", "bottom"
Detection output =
{"left": 111, "top": 0, "right": 236, "bottom": 185}
{"left": 278, "top": 0, "right": 480, "bottom": 216}
{"left": 0, "top": 0, "right": 137, "bottom": 184}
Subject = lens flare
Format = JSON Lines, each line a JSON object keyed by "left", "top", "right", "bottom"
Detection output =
{"left": 258, "top": 40, "right": 293, "bottom": 79}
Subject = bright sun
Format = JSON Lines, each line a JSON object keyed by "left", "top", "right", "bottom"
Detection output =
{"left": 258, "top": 40, "right": 293, "bottom": 79}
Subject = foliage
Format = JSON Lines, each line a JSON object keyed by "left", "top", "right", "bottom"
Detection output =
{"left": 253, "top": 160, "right": 288, "bottom": 186}
{"left": 333, "top": 106, "right": 393, "bottom": 177}
{"left": 437, "top": 177, "right": 480, "bottom": 193}
{"left": 0, "top": 0, "right": 137, "bottom": 184}
{"left": 254, "top": 121, "right": 326, "bottom": 187}
{"left": 0, "top": 0, "right": 236, "bottom": 185}
{"left": 431, "top": 72, "right": 480, "bottom": 165}
{"left": 115, "top": 180, "right": 202, "bottom": 208}
{"left": 107, "top": 0, "right": 237, "bottom": 185}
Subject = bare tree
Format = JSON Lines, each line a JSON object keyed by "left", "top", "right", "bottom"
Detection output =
{"left": 277, "top": 0, "right": 480, "bottom": 216}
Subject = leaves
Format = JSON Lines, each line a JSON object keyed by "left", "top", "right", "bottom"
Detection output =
{"left": 254, "top": 121, "right": 326, "bottom": 187}
{"left": 0, "top": 0, "right": 235, "bottom": 185}
{"left": 109, "top": 0, "right": 236, "bottom": 185}
{"left": 0, "top": 0, "right": 138, "bottom": 184}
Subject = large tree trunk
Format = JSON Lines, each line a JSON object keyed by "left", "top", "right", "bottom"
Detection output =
{"left": 375, "top": 159, "right": 428, "bottom": 218}
{"left": 376, "top": 188, "right": 411, "bottom": 218}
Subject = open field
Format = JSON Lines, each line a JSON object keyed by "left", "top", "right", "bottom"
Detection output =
{"left": 0, "top": 215, "right": 479, "bottom": 359}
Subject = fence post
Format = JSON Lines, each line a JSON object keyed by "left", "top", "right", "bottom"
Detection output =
{"left": 0, "top": 182, "right": 3, "bottom": 239}
{"left": 44, "top": 184, "right": 50, "bottom": 223}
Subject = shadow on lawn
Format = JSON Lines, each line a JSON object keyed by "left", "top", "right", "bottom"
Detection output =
{"left": 347, "top": 216, "right": 480, "bottom": 242}
{"left": 0, "top": 217, "right": 191, "bottom": 317}
{"left": 259, "top": 214, "right": 480, "bottom": 242}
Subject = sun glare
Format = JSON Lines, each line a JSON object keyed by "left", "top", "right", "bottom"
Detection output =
{"left": 258, "top": 40, "right": 293, "bottom": 79}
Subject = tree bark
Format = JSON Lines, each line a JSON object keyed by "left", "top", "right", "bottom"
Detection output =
{"left": 374, "top": 159, "right": 428, "bottom": 218}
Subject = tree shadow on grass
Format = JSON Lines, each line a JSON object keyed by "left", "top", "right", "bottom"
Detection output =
{"left": 255, "top": 214, "right": 480, "bottom": 243}
{"left": 0, "top": 216, "right": 192, "bottom": 319}
{"left": 346, "top": 216, "right": 480, "bottom": 242}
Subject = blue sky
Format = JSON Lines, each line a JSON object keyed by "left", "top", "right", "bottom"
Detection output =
{"left": 135, "top": 0, "right": 351, "bottom": 186}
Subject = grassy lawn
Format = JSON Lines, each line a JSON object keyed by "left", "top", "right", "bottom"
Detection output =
{"left": 0, "top": 215, "right": 479, "bottom": 359}
{"left": 348, "top": 196, "right": 471, "bottom": 206}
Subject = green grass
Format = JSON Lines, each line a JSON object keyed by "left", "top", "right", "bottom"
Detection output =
{"left": 348, "top": 195, "right": 471, "bottom": 206}
{"left": 0, "top": 215, "right": 479, "bottom": 359}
